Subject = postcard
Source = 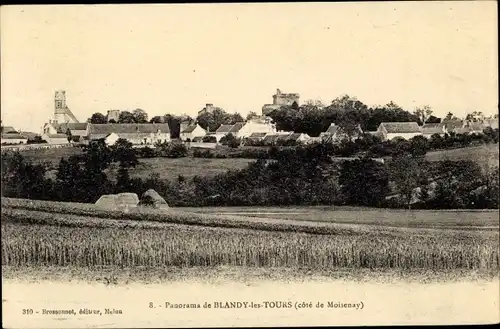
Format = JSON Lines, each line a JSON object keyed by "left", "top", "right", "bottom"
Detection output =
{"left": 1, "top": 2, "right": 499, "bottom": 328}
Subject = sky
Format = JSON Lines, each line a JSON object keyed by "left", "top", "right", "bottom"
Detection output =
{"left": 1, "top": 2, "right": 498, "bottom": 133}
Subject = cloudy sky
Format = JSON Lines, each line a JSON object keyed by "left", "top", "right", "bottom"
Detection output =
{"left": 1, "top": 2, "right": 497, "bottom": 133}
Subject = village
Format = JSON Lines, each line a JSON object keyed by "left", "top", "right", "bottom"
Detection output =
{"left": 2, "top": 88, "right": 498, "bottom": 149}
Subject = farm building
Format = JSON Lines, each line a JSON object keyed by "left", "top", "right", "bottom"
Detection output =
{"left": 180, "top": 123, "right": 206, "bottom": 141}
{"left": 376, "top": 122, "right": 422, "bottom": 141}
{"left": 441, "top": 119, "right": 465, "bottom": 133}
{"left": 89, "top": 123, "right": 170, "bottom": 146}
{"left": 481, "top": 117, "right": 499, "bottom": 129}
{"left": 43, "top": 122, "right": 89, "bottom": 141}
{"left": 320, "top": 123, "right": 363, "bottom": 143}
{"left": 422, "top": 123, "right": 447, "bottom": 138}
{"left": 42, "top": 133, "right": 69, "bottom": 144}
{"left": 1, "top": 132, "right": 28, "bottom": 145}
{"left": 236, "top": 117, "right": 276, "bottom": 138}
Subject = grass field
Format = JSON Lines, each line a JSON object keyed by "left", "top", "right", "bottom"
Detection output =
{"left": 426, "top": 143, "right": 499, "bottom": 165}
{"left": 2, "top": 198, "right": 498, "bottom": 279}
{"left": 121, "top": 157, "right": 255, "bottom": 181}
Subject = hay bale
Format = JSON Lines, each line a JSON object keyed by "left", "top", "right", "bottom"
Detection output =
{"left": 139, "top": 189, "right": 169, "bottom": 209}
{"left": 96, "top": 193, "right": 139, "bottom": 210}
{"left": 116, "top": 193, "right": 139, "bottom": 207}
{"left": 95, "top": 194, "right": 119, "bottom": 209}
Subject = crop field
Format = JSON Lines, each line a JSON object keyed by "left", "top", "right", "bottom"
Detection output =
{"left": 1, "top": 198, "right": 499, "bottom": 277}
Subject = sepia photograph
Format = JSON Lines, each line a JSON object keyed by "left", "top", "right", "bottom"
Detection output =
{"left": 1, "top": 2, "right": 499, "bottom": 328}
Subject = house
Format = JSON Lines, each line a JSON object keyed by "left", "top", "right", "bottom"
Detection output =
{"left": 88, "top": 123, "right": 170, "bottom": 146}
{"left": 246, "top": 132, "right": 268, "bottom": 141}
{"left": 286, "top": 133, "right": 311, "bottom": 143}
{"left": 215, "top": 124, "right": 234, "bottom": 139}
{"left": 227, "top": 122, "right": 246, "bottom": 138}
{"left": 237, "top": 117, "right": 276, "bottom": 138}
{"left": 481, "top": 117, "right": 499, "bottom": 130}
{"left": 43, "top": 122, "right": 89, "bottom": 141}
{"left": 465, "top": 121, "right": 485, "bottom": 134}
{"left": 441, "top": 119, "right": 465, "bottom": 133}
{"left": 377, "top": 122, "right": 422, "bottom": 141}
{"left": 1, "top": 126, "right": 17, "bottom": 134}
{"left": 321, "top": 123, "right": 363, "bottom": 143}
{"left": 1, "top": 132, "right": 28, "bottom": 145}
{"left": 42, "top": 133, "right": 69, "bottom": 144}
{"left": 422, "top": 123, "right": 447, "bottom": 138}
{"left": 180, "top": 123, "right": 206, "bottom": 141}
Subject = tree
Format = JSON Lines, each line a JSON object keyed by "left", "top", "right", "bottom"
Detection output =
{"left": 133, "top": 108, "right": 148, "bottom": 123}
{"left": 444, "top": 112, "right": 458, "bottom": 121}
{"left": 409, "top": 135, "right": 429, "bottom": 157}
{"left": 413, "top": 105, "right": 433, "bottom": 124}
{"left": 150, "top": 116, "right": 164, "bottom": 123}
{"left": 338, "top": 157, "right": 390, "bottom": 206}
{"left": 65, "top": 128, "right": 72, "bottom": 143}
{"left": 390, "top": 154, "right": 426, "bottom": 209}
{"left": 246, "top": 111, "right": 259, "bottom": 121}
{"left": 118, "top": 111, "right": 136, "bottom": 123}
{"left": 465, "top": 111, "right": 484, "bottom": 122}
{"left": 89, "top": 112, "right": 107, "bottom": 124}
{"left": 426, "top": 115, "right": 441, "bottom": 124}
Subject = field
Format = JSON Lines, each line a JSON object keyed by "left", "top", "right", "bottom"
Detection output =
{"left": 12, "top": 146, "right": 255, "bottom": 181}
{"left": 426, "top": 143, "right": 499, "bottom": 165}
{"left": 2, "top": 198, "right": 499, "bottom": 282}
{"left": 121, "top": 157, "right": 255, "bottom": 181}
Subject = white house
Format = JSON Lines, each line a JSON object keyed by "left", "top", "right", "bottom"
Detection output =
{"left": 421, "top": 123, "right": 447, "bottom": 138}
{"left": 180, "top": 123, "right": 206, "bottom": 141}
{"left": 89, "top": 123, "right": 170, "bottom": 146}
{"left": 42, "top": 122, "right": 89, "bottom": 141}
{"left": 42, "top": 133, "right": 69, "bottom": 144}
{"left": 1, "top": 133, "right": 28, "bottom": 145}
{"left": 377, "top": 122, "right": 422, "bottom": 141}
{"left": 237, "top": 117, "right": 276, "bottom": 138}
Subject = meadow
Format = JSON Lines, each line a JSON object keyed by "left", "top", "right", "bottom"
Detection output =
{"left": 425, "top": 143, "right": 499, "bottom": 165}
{"left": 2, "top": 198, "right": 499, "bottom": 278}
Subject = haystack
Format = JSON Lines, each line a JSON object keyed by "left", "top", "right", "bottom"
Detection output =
{"left": 139, "top": 189, "right": 169, "bottom": 209}
{"left": 95, "top": 194, "right": 119, "bottom": 209}
{"left": 95, "top": 192, "right": 139, "bottom": 210}
{"left": 116, "top": 193, "right": 139, "bottom": 207}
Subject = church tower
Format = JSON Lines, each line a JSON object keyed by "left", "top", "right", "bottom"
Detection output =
{"left": 52, "top": 90, "right": 79, "bottom": 124}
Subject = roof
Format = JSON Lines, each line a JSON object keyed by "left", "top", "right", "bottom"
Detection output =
{"left": 325, "top": 124, "right": 340, "bottom": 135}
{"left": 263, "top": 134, "right": 279, "bottom": 143}
{"left": 89, "top": 123, "right": 170, "bottom": 135}
{"left": 54, "top": 122, "right": 88, "bottom": 132}
{"left": 441, "top": 120, "right": 464, "bottom": 130}
{"left": 215, "top": 124, "right": 233, "bottom": 133}
{"left": 454, "top": 127, "right": 471, "bottom": 134}
{"left": 287, "top": 133, "right": 303, "bottom": 141}
{"left": 45, "top": 133, "right": 68, "bottom": 138}
{"left": 248, "top": 132, "right": 268, "bottom": 138}
{"left": 229, "top": 122, "right": 246, "bottom": 133}
{"left": 1, "top": 133, "right": 27, "bottom": 139}
{"left": 379, "top": 122, "right": 421, "bottom": 133}
{"left": 482, "top": 118, "right": 499, "bottom": 128}
{"left": 468, "top": 122, "right": 484, "bottom": 131}
{"left": 1, "top": 126, "right": 17, "bottom": 134}
{"left": 181, "top": 124, "right": 203, "bottom": 134}
{"left": 422, "top": 123, "right": 445, "bottom": 134}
